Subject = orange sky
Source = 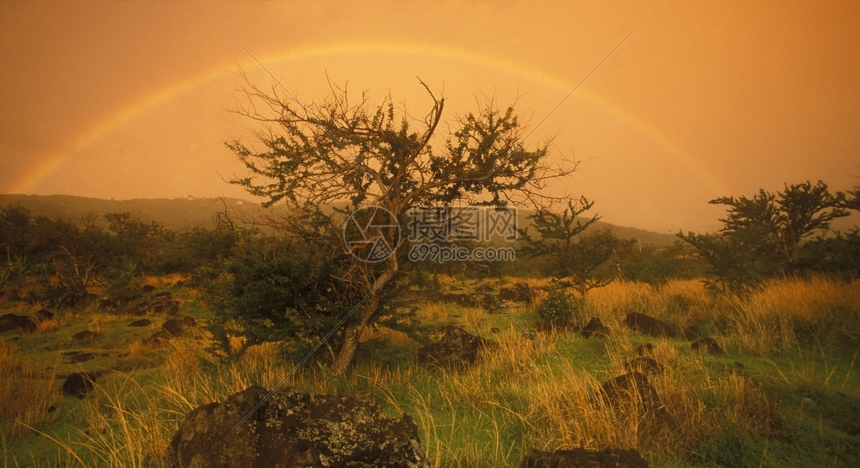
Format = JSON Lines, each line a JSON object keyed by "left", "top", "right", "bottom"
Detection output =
{"left": 1, "top": 1, "right": 858, "bottom": 232}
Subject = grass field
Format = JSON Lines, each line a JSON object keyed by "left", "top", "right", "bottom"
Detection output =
{"left": 2, "top": 276, "right": 859, "bottom": 467}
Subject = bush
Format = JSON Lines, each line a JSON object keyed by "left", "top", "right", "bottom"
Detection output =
{"left": 208, "top": 235, "right": 348, "bottom": 355}
{"left": 534, "top": 287, "right": 581, "bottom": 328}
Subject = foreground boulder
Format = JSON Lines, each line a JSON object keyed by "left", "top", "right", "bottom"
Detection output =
{"left": 519, "top": 448, "right": 649, "bottom": 468}
{"left": 580, "top": 317, "right": 610, "bottom": 339}
{"left": 624, "top": 313, "right": 676, "bottom": 338}
{"left": 167, "top": 385, "right": 430, "bottom": 468}
{"left": 600, "top": 372, "right": 665, "bottom": 417}
{"left": 418, "top": 326, "right": 495, "bottom": 369}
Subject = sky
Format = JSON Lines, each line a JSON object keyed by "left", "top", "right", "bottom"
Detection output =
{"left": 0, "top": 1, "right": 858, "bottom": 233}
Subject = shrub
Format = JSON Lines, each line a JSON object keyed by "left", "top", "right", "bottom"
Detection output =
{"left": 534, "top": 287, "right": 581, "bottom": 328}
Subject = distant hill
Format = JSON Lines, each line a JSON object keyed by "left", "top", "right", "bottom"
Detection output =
{"left": 0, "top": 194, "right": 726, "bottom": 247}
{"left": 0, "top": 194, "right": 268, "bottom": 231}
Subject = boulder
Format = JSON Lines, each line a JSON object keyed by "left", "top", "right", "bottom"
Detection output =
{"left": 635, "top": 343, "right": 654, "bottom": 356}
{"left": 600, "top": 372, "right": 665, "bottom": 417}
{"left": 418, "top": 326, "right": 494, "bottom": 369}
{"left": 99, "top": 298, "right": 119, "bottom": 311}
{"left": 624, "top": 313, "right": 676, "bottom": 338}
{"left": 580, "top": 317, "right": 610, "bottom": 339}
{"left": 33, "top": 309, "right": 54, "bottom": 322}
{"left": 66, "top": 352, "right": 104, "bottom": 364}
{"left": 624, "top": 357, "right": 663, "bottom": 375}
{"left": 62, "top": 372, "right": 97, "bottom": 398}
{"left": 161, "top": 318, "right": 184, "bottom": 337}
{"left": 72, "top": 330, "right": 97, "bottom": 341}
{"left": 691, "top": 337, "right": 724, "bottom": 355}
{"left": 167, "top": 385, "right": 430, "bottom": 468}
{"left": 0, "top": 313, "right": 35, "bottom": 333}
{"left": 499, "top": 282, "right": 536, "bottom": 303}
{"left": 141, "top": 285, "right": 155, "bottom": 294}
{"left": 143, "top": 330, "right": 168, "bottom": 345}
{"left": 519, "top": 448, "right": 649, "bottom": 468}
{"left": 181, "top": 316, "right": 196, "bottom": 327}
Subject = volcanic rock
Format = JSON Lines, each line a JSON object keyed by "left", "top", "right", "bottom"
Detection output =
{"left": 519, "top": 448, "right": 649, "bottom": 468}
{"left": 166, "top": 385, "right": 430, "bottom": 468}
{"left": 62, "top": 372, "right": 97, "bottom": 398}
{"left": 691, "top": 337, "right": 724, "bottom": 355}
{"left": 418, "top": 326, "right": 495, "bottom": 369}
{"left": 624, "top": 313, "right": 676, "bottom": 338}
{"left": 580, "top": 317, "right": 610, "bottom": 339}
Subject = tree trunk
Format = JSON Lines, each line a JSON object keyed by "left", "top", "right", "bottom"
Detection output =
{"left": 330, "top": 268, "right": 397, "bottom": 375}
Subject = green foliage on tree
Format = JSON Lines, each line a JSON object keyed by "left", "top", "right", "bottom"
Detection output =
{"left": 679, "top": 180, "right": 849, "bottom": 294}
{"left": 621, "top": 241, "right": 707, "bottom": 289}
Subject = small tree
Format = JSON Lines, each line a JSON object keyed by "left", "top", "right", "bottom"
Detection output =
{"left": 518, "top": 197, "right": 632, "bottom": 296}
{"left": 680, "top": 180, "right": 848, "bottom": 292}
{"left": 227, "top": 75, "right": 572, "bottom": 373}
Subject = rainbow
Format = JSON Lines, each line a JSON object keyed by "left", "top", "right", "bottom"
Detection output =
{"left": 5, "top": 41, "right": 730, "bottom": 196}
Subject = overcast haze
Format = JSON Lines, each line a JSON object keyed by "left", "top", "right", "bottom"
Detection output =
{"left": 1, "top": 1, "right": 858, "bottom": 233}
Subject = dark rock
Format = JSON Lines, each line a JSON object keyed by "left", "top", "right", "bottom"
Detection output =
{"left": 681, "top": 325, "right": 700, "bottom": 341}
{"left": 129, "top": 319, "right": 151, "bottom": 327}
{"left": 580, "top": 317, "right": 610, "bottom": 339}
{"left": 418, "top": 326, "right": 495, "bottom": 369}
{"left": 62, "top": 372, "right": 97, "bottom": 398}
{"left": 479, "top": 294, "right": 503, "bottom": 312}
{"left": 691, "top": 337, "right": 724, "bottom": 355}
{"left": 624, "top": 313, "right": 676, "bottom": 338}
{"left": 519, "top": 448, "right": 649, "bottom": 468}
{"left": 438, "top": 293, "right": 472, "bottom": 306}
{"left": 499, "top": 282, "right": 536, "bottom": 303}
{"left": 490, "top": 327, "right": 501, "bottom": 334}
{"left": 0, "top": 313, "right": 35, "bottom": 333}
{"left": 161, "top": 319, "right": 184, "bottom": 337}
{"left": 167, "top": 385, "right": 430, "bottom": 468}
{"left": 600, "top": 372, "right": 665, "bottom": 416}
{"left": 150, "top": 295, "right": 180, "bottom": 315}
{"left": 181, "top": 316, "right": 196, "bottom": 327}
{"left": 67, "top": 352, "right": 97, "bottom": 363}
{"left": 47, "top": 405, "right": 57, "bottom": 413}
{"left": 635, "top": 343, "right": 654, "bottom": 356}
{"left": 144, "top": 330, "right": 168, "bottom": 345}
{"left": 34, "top": 309, "right": 54, "bottom": 322}
{"left": 142, "top": 285, "right": 155, "bottom": 294}
{"left": 72, "top": 330, "right": 97, "bottom": 341}
{"left": 624, "top": 357, "right": 663, "bottom": 375}
{"left": 124, "top": 301, "right": 149, "bottom": 316}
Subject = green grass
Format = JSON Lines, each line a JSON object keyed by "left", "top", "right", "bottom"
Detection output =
{"left": 1, "top": 276, "right": 859, "bottom": 467}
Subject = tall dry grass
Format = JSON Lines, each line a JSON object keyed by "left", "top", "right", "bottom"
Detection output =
{"left": 0, "top": 342, "right": 62, "bottom": 440}
{"left": 4, "top": 276, "right": 856, "bottom": 466}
